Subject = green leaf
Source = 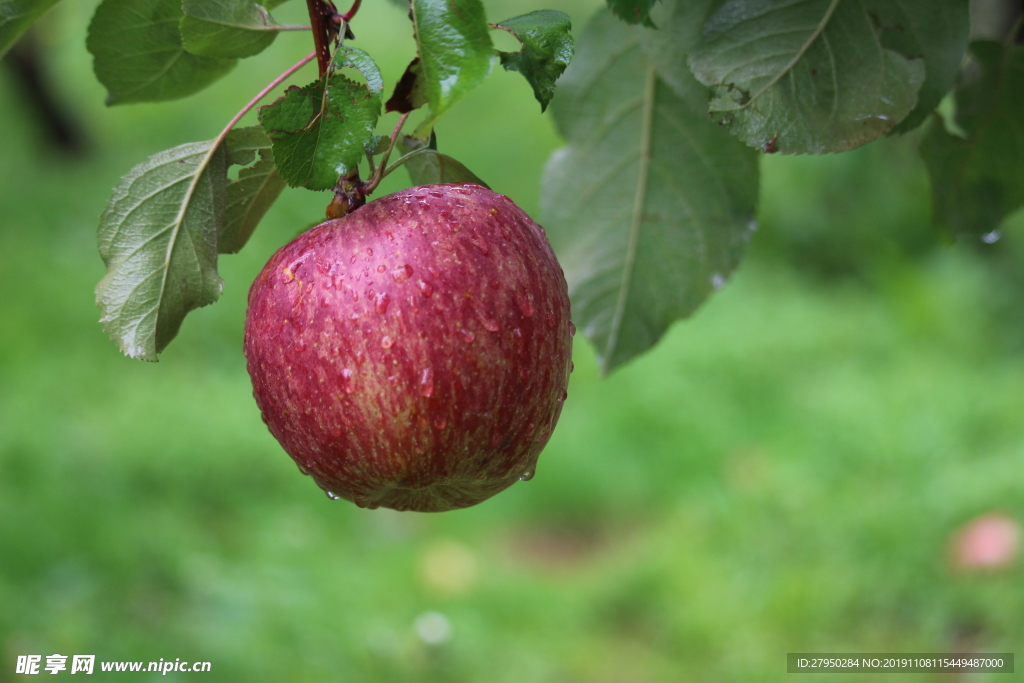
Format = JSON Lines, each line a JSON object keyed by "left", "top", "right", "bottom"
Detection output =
{"left": 87, "top": 0, "right": 235, "bottom": 105}
{"left": 409, "top": 0, "right": 495, "bottom": 134}
{"left": 688, "top": 0, "right": 926, "bottom": 154}
{"left": 542, "top": 7, "right": 758, "bottom": 373}
{"left": 332, "top": 45, "right": 385, "bottom": 98}
{"left": 920, "top": 41, "right": 1024, "bottom": 238}
{"left": 394, "top": 135, "right": 489, "bottom": 187}
{"left": 96, "top": 141, "right": 227, "bottom": 361}
{"left": 259, "top": 72, "right": 381, "bottom": 191}
{"left": 220, "top": 126, "right": 286, "bottom": 253}
{"left": 0, "top": 0, "right": 61, "bottom": 59}
{"left": 180, "top": 0, "right": 282, "bottom": 59}
{"left": 883, "top": 0, "right": 969, "bottom": 136}
{"left": 494, "top": 10, "right": 574, "bottom": 112}
{"left": 605, "top": 0, "right": 658, "bottom": 28}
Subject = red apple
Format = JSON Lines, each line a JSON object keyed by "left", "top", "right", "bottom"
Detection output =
{"left": 244, "top": 184, "right": 573, "bottom": 512}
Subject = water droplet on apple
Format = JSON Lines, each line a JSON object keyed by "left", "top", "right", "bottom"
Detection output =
{"left": 341, "top": 368, "right": 355, "bottom": 394}
{"left": 429, "top": 191, "right": 444, "bottom": 198}
{"left": 481, "top": 317, "right": 500, "bottom": 332}
{"left": 280, "top": 271, "right": 295, "bottom": 284}
{"left": 296, "top": 339, "right": 307, "bottom": 352}
{"left": 296, "top": 463, "right": 310, "bottom": 475}
{"left": 569, "top": 321, "right": 576, "bottom": 337}
{"left": 366, "top": 248, "right": 373, "bottom": 256}
{"left": 320, "top": 297, "right": 330, "bottom": 308}
{"left": 325, "top": 490, "right": 342, "bottom": 500}
{"left": 514, "top": 293, "right": 534, "bottom": 317}
{"left": 433, "top": 416, "right": 447, "bottom": 430}
{"left": 459, "top": 329, "right": 475, "bottom": 344}
{"left": 418, "top": 280, "right": 434, "bottom": 297}
{"left": 518, "top": 470, "right": 534, "bottom": 482}
{"left": 381, "top": 335, "right": 394, "bottom": 349}
{"left": 559, "top": 388, "right": 568, "bottom": 402}
{"left": 375, "top": 292, "right": 391, "bottom": 315}
{"left": 349, "top": 255, "right": 357, "bottom": 264}
{"left": 376, "top": 264, "right": 386, "bottom": 273}
{"left": 419, "top": 368, "right": 434, "bottom": 397}
{"left": 392, "top": 265, "right": 413, "bottom": 283}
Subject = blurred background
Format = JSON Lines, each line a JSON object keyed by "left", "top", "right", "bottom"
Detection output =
{"left": 2, "top": 0, "right": 1023, "bottom": 680}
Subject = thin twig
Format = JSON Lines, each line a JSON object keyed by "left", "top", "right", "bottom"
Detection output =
{"left": 306, "top": 0, "right": 333, "bottom": 76}
{"left": 363, "top": 113, "right": 410, "bottom": 193}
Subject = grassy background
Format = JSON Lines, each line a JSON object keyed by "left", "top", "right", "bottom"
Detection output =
{"left": 1, "top": 1, "right": 1023, "bottom": 681}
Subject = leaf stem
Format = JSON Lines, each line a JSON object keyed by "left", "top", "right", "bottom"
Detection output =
{"left": 382, "top": 147, "right": 428, "bottom": 177}
{"left": 340, "top": 0, "right": 362, "bottom": 23}
{"left": 363, "top": 113, "right": 410, "bottom": 193}
{"left": 212, "top": 51, "right": 317, "bottom": 152}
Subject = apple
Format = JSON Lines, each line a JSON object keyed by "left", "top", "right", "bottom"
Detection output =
{"left": 244, "top": 184, "right": 574, "bottom": 512}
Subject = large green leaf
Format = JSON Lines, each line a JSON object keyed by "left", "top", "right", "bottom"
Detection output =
{"left": 494, "top": 10, "right": 574, "bottom": 112}
{"left": 605, "top": 0, "right": 658, "bottom": 27}
{"left": 96, "top": 141, "right": 227, "bottom": 361}
{"left": 920, "top": 41, "right": 1024, "bottom": 239}
{"left": 884, "top": 0, "right": 969, "bottom": 136}
{"left": 688, "top": 0, "right": 927, "bottom": 154}
{"left": 408, "top": 0, "right": 495, "bottom": 134}
{"left": 87, "top": 0, "right": 235, "bottom": 105}
{"left": 541, "top": 7, "right": 758, "bottom": 373}
{"left": 220, "top": 126, "right": 286, "bottom": 254}
{"left": 0, "top": 0, "right": 61, "bottom": 59}
{"left": 180, "top": 0, "right": 282, "bottom": 59}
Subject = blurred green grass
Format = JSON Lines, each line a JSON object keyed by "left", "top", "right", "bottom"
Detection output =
{"left": 2, "top": 1, "right": 1024, "bottom": 681}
